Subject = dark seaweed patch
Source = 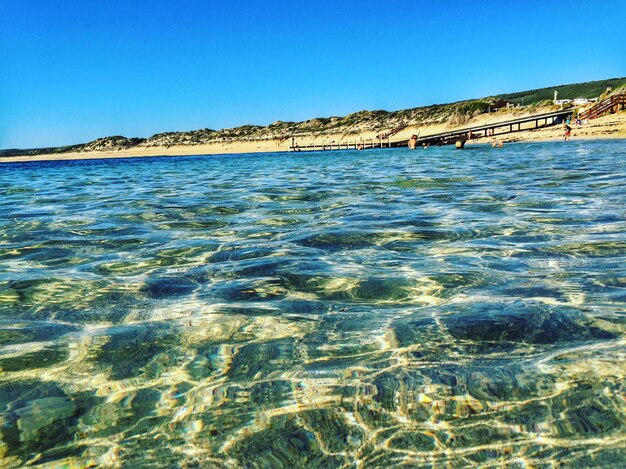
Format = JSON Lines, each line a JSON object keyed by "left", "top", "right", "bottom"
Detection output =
{"left": 142, "top": 276, "right": 199, "bottom": 298}
{"left": 90, "top": 325, "right": 178, "bottom": 380}
{"left": 444, "top": 303, "right": 616, "bottom": 345}
{"left": 227, "top": 416, "right": 345, "bottom": 468}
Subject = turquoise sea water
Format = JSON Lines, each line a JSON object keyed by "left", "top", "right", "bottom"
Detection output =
{"left": 0, "top": 140, "right": 625, "bottom": 467}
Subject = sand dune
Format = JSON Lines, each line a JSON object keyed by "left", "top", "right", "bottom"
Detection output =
{"left": 2, "top": 111, "right": 624, "bottom": 163}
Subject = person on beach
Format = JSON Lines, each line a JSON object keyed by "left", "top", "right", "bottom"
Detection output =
{"left": 563, "top": 122, "right": 572, "bottom": 141}
{"left": 408, "top": 134, "right": 418, "bottom": 149}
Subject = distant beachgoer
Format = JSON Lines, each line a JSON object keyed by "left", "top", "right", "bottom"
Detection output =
{"left": 357, "top": 143, "right": 364, "bottom": 150}
{"left": 491, "top": 138, "right": 503, "bottom": 148}
{"left": 292, "top": 138, "right": 300, "bottom": 151}
{"left": 408, "top": 134, "right": 418, "bottom": 149}
{"left": 563, "top": 122, "right": 572, "bottom": 141}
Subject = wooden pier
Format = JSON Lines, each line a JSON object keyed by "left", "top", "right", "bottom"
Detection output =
{"left": 289, "top": 109, "right": 574, "bottom": 151}
{"left": 290, "top": 137, "right": 394, "bottom": 152}
{"left": 393, "top": 108, "right": 575, "bottom": 148}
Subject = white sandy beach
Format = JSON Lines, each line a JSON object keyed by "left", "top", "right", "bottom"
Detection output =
{"left": 2, "top": 110, "right": 624, "bottom": 164}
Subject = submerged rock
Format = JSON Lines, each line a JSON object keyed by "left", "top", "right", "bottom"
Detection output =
{"left": 443, "top": 302, "right": 616, "bottom": 345}
{"left": 14, "top": 397, "right": 76, "bottom": 442}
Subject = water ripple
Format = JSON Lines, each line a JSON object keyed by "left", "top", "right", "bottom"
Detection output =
{"left": 0, "top": 141, "right": 625, "bottom": 467}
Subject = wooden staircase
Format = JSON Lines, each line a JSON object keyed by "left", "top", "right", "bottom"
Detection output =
{"left": 376, "top": 123, "right": 407, "bottom": 139}
{"left": 579, "top": 93, "right": 626, "bottom": 120}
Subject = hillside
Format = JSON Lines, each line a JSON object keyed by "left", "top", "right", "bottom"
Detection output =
{"left": 2, "top": 77, "right": 624, "bottom": 157}
{"left": 496, "top": 77, "right": 625, "bottom": 105}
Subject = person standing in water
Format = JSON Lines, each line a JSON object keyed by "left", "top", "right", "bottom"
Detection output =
{"left": 408, "top": 134, "right": 418, "bottom": 149}
{"left": 563, "top": 121, "right": 572, "bottom": 141}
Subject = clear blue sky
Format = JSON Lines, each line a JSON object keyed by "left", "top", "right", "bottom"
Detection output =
{"left": 1, "top": 0, "right": 624, "bottom": 149}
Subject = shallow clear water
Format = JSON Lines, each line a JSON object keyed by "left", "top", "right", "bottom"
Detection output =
{"left": 0, "top": 141, "right": 625, "bottom": 467}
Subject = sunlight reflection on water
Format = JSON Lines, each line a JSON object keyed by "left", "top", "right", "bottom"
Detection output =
{"left": 0, "top": 141, "right": 625, "bottom": 467}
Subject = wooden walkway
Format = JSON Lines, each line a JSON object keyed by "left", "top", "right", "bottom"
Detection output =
{"left": 290, "top": 139, "right": 384, "bottom": 152}
{"left": 579, "top": 93, "right": 626, "bottom": 120}
{"left": 392, "top": 108, "right": 575, "bottom": 148}
{"left": 289, "top": 109, "right": 574, "bottom": 151}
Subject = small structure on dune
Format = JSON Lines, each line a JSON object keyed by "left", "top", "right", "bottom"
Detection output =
{"left": 489, "top": 100, "right": 515, "bottom": 112}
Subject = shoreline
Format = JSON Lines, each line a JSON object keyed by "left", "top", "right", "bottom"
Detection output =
{"left": 2, "top": 135, "right": 626, "bottom": 165}
{"left": 2, "top": 112, "right": 624, "bottom": 164}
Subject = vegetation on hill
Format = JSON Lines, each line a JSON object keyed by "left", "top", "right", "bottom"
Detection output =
{"left": 2, "top": 77, "right": 624, "bottom": 157}
{"left": 0, "top": 143, "right": 85, "bottom": 158}
{"left": 81, "top": 136, "right": 146, "bottom": 152}
{"left": 0, "top": 137, "right": 145, "bottom": 158}
{"left": 495, "top": 77, "right": 625, "bottom": 105}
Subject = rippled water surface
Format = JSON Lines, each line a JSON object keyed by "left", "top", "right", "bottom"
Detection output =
{"left": 1, "top": 141, "right": 625, "bottom": 467}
